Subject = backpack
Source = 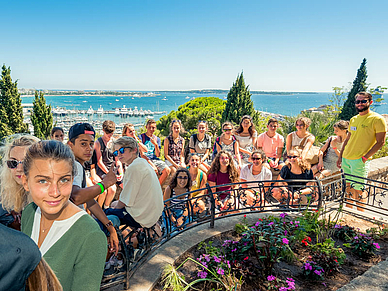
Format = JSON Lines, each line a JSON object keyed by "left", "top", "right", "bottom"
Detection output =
{"left": 211, "top": 136, "right": 237, "bottom": 161}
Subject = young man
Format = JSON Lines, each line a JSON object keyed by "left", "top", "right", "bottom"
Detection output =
{"left": 256, "top": 118, "right": 284, "bottom": 171}
{"left": 94, "top": 120, "right": 123, "bottom": 208}
{"left": 139, "top": 119, "right": 171, "bottom": 185}
{"left": 67, "top": 123, "right": 119, "bottom": 254}
{"left": 338, "top": 92, "right": 387, "bottom": 211}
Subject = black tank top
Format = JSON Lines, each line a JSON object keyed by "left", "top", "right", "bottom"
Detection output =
{"left": 96, "top": 137, "right": 115, "bottom": 177}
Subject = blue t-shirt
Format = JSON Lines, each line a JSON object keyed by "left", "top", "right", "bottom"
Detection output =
{"left": 139, "top": 133, "right": 161, "bottom": 160}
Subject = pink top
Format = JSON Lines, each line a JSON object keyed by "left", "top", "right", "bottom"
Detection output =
{"left": 256, "top": 132, "right": 284, "bottom": 158}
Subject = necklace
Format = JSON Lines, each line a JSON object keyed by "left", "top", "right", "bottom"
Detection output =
{"left": 40, "top": 219, "right": 52, "bottom": 233}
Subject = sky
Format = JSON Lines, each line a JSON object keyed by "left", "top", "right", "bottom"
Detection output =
{"left": 2, "top": 0, "right": 388, "bottom": 92}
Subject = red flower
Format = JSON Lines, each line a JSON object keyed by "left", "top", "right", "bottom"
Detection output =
{"left": 243, "top": 256, "right": 249, "bottom": 261}
{"left": 258, "top": 218, "right": 263, "bottom": 221}
{"left": 244, "top": 215, "right": 247, "bottom": 218}
{"left": 307, "top": 237, "right": 312, "bottom": 242}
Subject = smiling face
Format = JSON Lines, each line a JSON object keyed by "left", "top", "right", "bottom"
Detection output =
{"left": 189, "top": 155, "right": 200, "bottom": 168}
{"left": 22, "top": 159, "right": 73, "bottom": 219}
{"left": 355, "top": 94, "right": 372, "bottom": 113}
{"left": 197, "top": 122, "right": 207, "bottom": 135}
{"left": 251, "top": 153, "right": 263, "bottom": 167}
{"left": 176, "top": 171, "right": 189, "bottom": 189}
{"left": 124, "top": 126, "right": 136, "bottom": 138}
{"left": 241, "top": 118, "right": 251, "bottom": 129}
{"left": 223, "top": 125, "right": 233, "bottom": 136}
{"left": 9, "top": 146, "right": 29, "bottom": 185}
{"left": 267, "top": 122, "right": 279, "bottom": 133}
{"left": 172, "top": 122, "right": 181, "bottom": 135}
{"left": 146, "top": 122, "right": 157, "bottom": 136}
{"left": 219, "top": 153, "right": 230, "bottom": 168}
{"left": 51, "top": 130, "right": 64, "bottom": 142}
{"left": 114, "top": 144, "right": 137, "bottom": 165}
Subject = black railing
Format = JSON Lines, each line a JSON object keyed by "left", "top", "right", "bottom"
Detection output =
{"left": 100, "top": 172, "right": 388, "bottom": 290}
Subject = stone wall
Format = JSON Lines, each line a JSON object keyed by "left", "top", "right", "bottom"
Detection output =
{"left": 368, "top": 156, "right": 388, "bottom": 183}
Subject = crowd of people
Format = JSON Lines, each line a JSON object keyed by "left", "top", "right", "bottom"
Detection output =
{"left": 0, "top": 91, "right": 386, "bottom": 290}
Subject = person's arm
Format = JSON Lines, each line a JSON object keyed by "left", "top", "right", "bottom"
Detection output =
{"left": 251, "top": 133, "right": 257, "bottom": 151}
{"left": 86, "top": 200, "right": 118, "bottom": 255}
{"left": 90, "top": 164, "right": 101, "bottom": 184}
{"left": 180, "top": 139, "right": 186, "bottom": 166}
{"left": 71, "top": 168, "right": 117, "bottom": 205}
{"left": 234, "top": 141, "right": 242, "bottom": 168}
{"left": 151, "top": 135, "right": 161, "bottom": 157}
{"left": 363, "top": 132, "right": 386, "bottom": 160}
{"left": 318, "top": 137, "right": 330, "bottom": 170}
{"left": 286, "top": 133, "right": 292, "bottom": 154}
{"left": 94, "top": 141, "right": 109, "bottom": 175}
{"left": 301, "top": 135, "right": 315, "bottom": 160}
{"left": 337, "top": 131, "right": 351, "bottom": 168}
{"left": 133, "top": 134, "right": 148, "bottom": 153}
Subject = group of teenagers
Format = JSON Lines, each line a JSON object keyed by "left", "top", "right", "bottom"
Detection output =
{"left": 0, "top": 91, "right": 386, "bottom": 291}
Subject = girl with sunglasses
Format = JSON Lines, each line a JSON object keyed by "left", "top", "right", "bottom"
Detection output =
{"left": 271, "top": 149, "right": 315, "bottom": 205}
{"left": 214, "top": 121, "right": 241, "bottom": 170}
{"left": 285, "top": 117, "right": 315, "bottom": 161}
{"left": 234, "top": 115, "right": 257, "bottom": 167}
{"left": 163, "top": 167, "right": 192, "bottom": 230}
{"left": 164, "top": 119, "right": 186, "bottom": 177}
{"left": 189, "top": 121, "right": 212, "bottom": 172}
{"left": 0, "top": 134, "right": 40, "bottom": 230}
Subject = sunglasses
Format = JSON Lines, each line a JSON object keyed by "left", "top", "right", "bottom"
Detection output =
{"left": 295, "top": 124, "right": 304, "bottom": 127}
{"left": 113, "top": 147, "right": 131, "bottom": 157}
{"left": 177, "top": 176, "right": 188, "bottom": 180}
{"left": 251, "top": 157, "right": 262, "bottom": 161}
{"left": 287, "top": 155, "right": 299, "bottom": 159}
{"left": 223, "top": 128, "right": 232, "bottom": 132}
{"left": 355, "top": 99, "right": 368, "bottom": 104}
{"left": 7, "top": 160, "right": 23, "bottom": 169}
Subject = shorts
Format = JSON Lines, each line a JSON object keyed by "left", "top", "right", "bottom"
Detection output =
{"left": 151, "top": 159, "right": 168, "bottom": 175}
{"left": 342, "top": 157, "right": 370, "bottom": 191}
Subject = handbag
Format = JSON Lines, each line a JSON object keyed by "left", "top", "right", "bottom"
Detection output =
{"left": 322, "top": 136, "right": 332, "bottom": 159}
{"left": 293, "top": 135, "right": 320, "bottom": 165}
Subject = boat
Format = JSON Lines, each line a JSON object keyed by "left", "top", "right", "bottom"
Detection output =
{"left": 97, "top": 105, "right": 104, "bottom": 115}
{"left": 120, "top": 105, "right": 128, "bottom": 116}
{"left": 185, "top": 96, "right": 190, "bottom": 99}
{"left": 128, "top": 108, "right": 133, "bottom": 116}
{"left": 87, "top": 106, "right": 94, "bottom": 115}
{"left": 162, "top": 96, "right": 168, "bottom": 101}
{"left": 139, "top": 108, "right": 145, "bottom": 117}
{"left": 133, "top": 106, "right": 139, "bottom": 116}
{"left": 115, "top": 99, "right": 119, "bottom": 101}
{"left": 114, "top": 108, "right": 120, "bottom": 116}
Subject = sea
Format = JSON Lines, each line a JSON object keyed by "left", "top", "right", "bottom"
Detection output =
{"left": 21, "top": 92, "right": 388, "bottom": 128}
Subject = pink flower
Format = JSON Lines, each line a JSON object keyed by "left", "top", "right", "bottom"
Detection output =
{"left": 373, "top": 243, "right": 381, "bottom": 249}
{"left": 217, "top": 267, "right": 225, "bottom": 275}
{"left": 267, "top": 275, "right": 276, "bottom": 281}
{"left": 282, "top": 238, "right": 289, "bottom": 245}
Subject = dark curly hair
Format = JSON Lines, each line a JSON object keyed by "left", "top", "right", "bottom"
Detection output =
{"left": 208, "top": 150, "right": 239, "bottom": 183}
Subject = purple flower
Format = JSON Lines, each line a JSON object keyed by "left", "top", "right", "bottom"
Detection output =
{"left": 267, "top": 275, "right": 276, "bottom": 281}
{"left": 280, "top": 213, "right": 288, "bottom": 218}
{"left": 268, "top": 222, "right": 274, "bottom": 226}
{"left": 314, "top": 270, "right": 322, "bottom": 276}
{"left": 334, "top": 224, "right": 341, "bottom": 229}
{"left": 197, "top": 271, "right": 208, "bottom": 278}
{"left": 201, "top": 261, "right": 208, "bottom": 268}
{"left": 214, "top": 256, "right": 221, "bottom": 263}
{"left": 255, "top": 221, "right": 260, "bottom": 227}
{"left": 282, "top": 238, "right": 289, "bottom": 245}
{"left": 304, "top": 262, "right": 312, "bottom": 270}
{"left": 231, "top": 248, "right": 237, "bottom": 252}
{"left": 227, "top": 260, "right": 231, "bottom": 268}
{"left": 354, "top": 236, "right": 359, "bottom": 240}
{"left": 217, "top": 267, "right": 224, "bottom": 275}
{"left": 373, "top": 243, "right": 381, "bottom": 249}
{"left": 284, "top": 230, "right": 288, "bottom": 236}
{"left": 203, "top": 254, "right": 210, "bottom": 262}
{"left": 290, "top": 221, "right": 293, "bottom": 224}
{"left": 279, "top": 287, "right": 287, "bottom": 291}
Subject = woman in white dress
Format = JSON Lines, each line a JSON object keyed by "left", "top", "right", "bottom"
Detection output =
{"left": 234, "top": 115, "right": 257, "bottom": 167}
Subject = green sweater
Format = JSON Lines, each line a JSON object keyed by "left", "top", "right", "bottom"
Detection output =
{"left": 21, "top": 203, "right": 107, "bottom": 291}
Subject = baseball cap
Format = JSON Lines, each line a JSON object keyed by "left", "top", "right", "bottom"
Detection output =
{"left": 68, "top": 123, "right": 95, "bottom": 141}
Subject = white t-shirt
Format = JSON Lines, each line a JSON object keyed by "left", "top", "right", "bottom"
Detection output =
{"left": 119, "top": 158, "right": 164, "bottom": 228}
{"left": 73, "top": 161, "right": 84, "bottom": 188}
{"left": 240, "top": 164, "right": 272, "bottom": 181}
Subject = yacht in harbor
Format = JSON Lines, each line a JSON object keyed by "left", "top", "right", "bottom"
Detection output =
{"left": 120, "top": 105, "right": 128, "bottom": 116}
{"left": 162, "top": 96, "right": 168, "bottom": 101}
{"left": 139, "top": 108, "right": 145, "bottom": 117}
{"left": 114, "top": 108, "right": 120, "bottom": 116}
{"left": 97, "top": 105, "right": 104, "bottom": 115}
{"left": 133, "top": 106, "right": 139, "bottom": 116}
{"left": 128, "top": 107, "right": 133, "bottom": 116}
{"left": 87, "top": 106, "right": 94, "bottom": 115}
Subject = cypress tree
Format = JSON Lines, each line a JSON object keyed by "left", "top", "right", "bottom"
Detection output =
{"left": 338, "top": 58, "right": 368, "bottom": 120}
{"left": 0, "top": 107, "right": 12, "bottom": 138}
{"left": 0, "top": 64, "right": 28, "bottom": 135}
{"left": 31, "top": 91, "right": 53, "bottom": 139}
{"left": 222, "top": 72, "right": 258, "bottom": 125}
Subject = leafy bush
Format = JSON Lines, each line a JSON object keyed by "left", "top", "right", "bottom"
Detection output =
{"left": 343, "top": 233, "right": 381, "bottom": 258}
{"left": 302, "top": 260, "right": 325, "bottom": 281}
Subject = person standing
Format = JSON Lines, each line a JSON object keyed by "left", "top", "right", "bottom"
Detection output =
{"left": 337, "top": 92, "right": 387, "bottom": 211}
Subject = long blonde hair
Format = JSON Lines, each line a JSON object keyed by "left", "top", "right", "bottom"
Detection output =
{"left": 0, "top": 134, "right": 40, "bottom": 212}
{"left": 26, "top": 258, "right": 63, "bottom": 291}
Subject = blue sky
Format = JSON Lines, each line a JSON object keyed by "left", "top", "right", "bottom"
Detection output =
{"left": 2, "top": 0, "right": 387, "bottom": 91}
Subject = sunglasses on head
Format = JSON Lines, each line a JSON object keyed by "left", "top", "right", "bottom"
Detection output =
{"left": 7, "top": 160, "right": 23, "bottom": 169}
{"left": 355, "top": 99, "right": 368, "bottom": 104}
{"left": 287, "top": 155, "right": 299, "bottom": 159}
{"left": 113, "top": 147, "right": 131, "bottom": 157}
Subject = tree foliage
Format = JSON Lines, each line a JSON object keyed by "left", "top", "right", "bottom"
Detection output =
{"left": 222, "top": 72, "right": 259, "bottom": 125}
{"left": 31, "top": 91, "right": 53, "bottom": 139}
{"left": 338, "top": 59, "right": 368, "bottom": 120}
{"left": 157, "top": 97, "right": 226, "bottom": 138}
{"left": 0, "top": 65, "right": 28, "bottom": 138}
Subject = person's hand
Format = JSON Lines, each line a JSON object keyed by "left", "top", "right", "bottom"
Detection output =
{"left": 10, "top": 210, "right": 21, "bottom": 224}
{"left": 337, "top": 158, "right": 342, "bottom": 169}
{"left": 116, "top": 173, "right": 123, "bottom": 182}
{"left": 102, "top": 168, "right": 117, "bottom": 188}
{"left": 317, "top": 162, "right": 324, "bottom": 171}
{"left": 107, "top": 227, "right": 119, "bottom": 256}
{"left": 150, "top": 136, "right": 158, "bottom": 146}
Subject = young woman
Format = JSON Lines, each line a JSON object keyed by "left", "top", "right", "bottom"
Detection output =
{"left": 50, "top": 127, "right": 64, "bottom": 143}
{"left": 21, "top": 140, "right": 107, "bottom": 291}
{"left": 214, "top": 122, "right": 241, "bottom": 170}
{"left": 187, "top": 154, "right": 207, "bottom": 215}
{"left": 234, "top": 115, "right": 257, "bottom": 166}
{"left": 189, "top": 121, "right": 212, "bottom": 172}
{"left": 316, "top": 120, "right": 349, "bottom": 178}
{"left": 0, "top": 134, "right": 40, "bottom": 230}
{"left": 285, "top": 117, "right": 315, "bottom": 161}
{"left": 207, "top": 151, "right": 240, "bottom": 212}
{"left": 272, "top": 149, "right": 315, "bottom": 205}
{"left": 163, "top": 167, "right": 192, "bottom": 230}
{"left": 164, "top": 119, "right": 186, "bottom": 176}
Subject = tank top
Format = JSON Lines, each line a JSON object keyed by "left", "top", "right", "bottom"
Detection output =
{"left": 167, "top": 135, "right": 184, "bottom": 164}
{"left": 170, "top": 189, "right": 187, "bottom": 210}
{"left": 291, "top": 132, "right": 310, "bottom": 147}
{"left": 96, "top": 137, "right": 115, "bottom": 177}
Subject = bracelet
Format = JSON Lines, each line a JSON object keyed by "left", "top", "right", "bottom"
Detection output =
{"left": 97, "top": 182, "right": 105, "bottom": 194}
{"left": 105, "top": 220, "right": 113, "bottom": 228}
{"left": 362, "top": 156, "right": 368, "bottom": 162}
{"left": 332, "top": 147, "right": 337, "bottom": 150}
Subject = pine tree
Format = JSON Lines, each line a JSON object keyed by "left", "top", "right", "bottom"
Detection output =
{"left": 0, "top": 107, "right": 12, "bottom": 138}
{"left": 222, "top": 72, "right": 258, "bottom": 125}
{"left": 338, "top": 59, "right": 368, "bottom": 120}
{"left": 31, "top": 91, "right": 53, "bottom": 139}
{"left": 0, "top": 64, "right": 28, "bottom": 135}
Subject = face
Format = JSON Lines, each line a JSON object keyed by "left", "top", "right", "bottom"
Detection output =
{"left": 172, "top": 122, "right": 181, "bottom": 135}
{"left": 52, "top": 130, "right": 64, "bottom": 142}
{"left": 22, "top": 159, "right": 73, "bottom": 219}
{"left": 355, "top": 95, "right": 371, "bottom": 113}
{"left": 68, "top": 134, "right": 94, "bottom": 163}
{"left": 241, "top": 118, "right": 251, "bottom": 129}
{"left": 176, "top": 171, "right": 189, "bottom": 188}
{"left": 124, "top": 126, "right": 136, "bottom": 138}
{"left": 189, "top": 155, "right": 200, "bottom": 168}
{"left": 8, "top": 146, "right": 29, "bottom": 185}
{"left": 147, "top": 123, "right": 157, "bottom": 135}
{"left": 104, "top": 131, "right": 114, "bottom": 139}
{"left": 334, "top": 126, "right": 347, "bottom": 136}
{"left": 219, "top": 153, "right": 230, "bottom": 167}
{"left": 267, "top": 122, "right": 278, "bottom": 132}
{"left": 295, "top": 122, "right": 305, "bottom": 131}
{"left": 251, "top": 154, "right": 263, "bottom": 166}
{"left": 223, "top": 125, "right": 233, "bottom": 135}
{"left": 288, "top": 153, "right": 300, "bottom": 163}
{"left": 197, "top": 122, "right": 207, "bottom": 134}
{"left": 114, "top": 144, "right": 137, "bottom": 165}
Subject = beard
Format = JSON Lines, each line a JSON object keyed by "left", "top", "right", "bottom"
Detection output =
{"left": 356, "top": 104, "right": 370, "bottom": 113}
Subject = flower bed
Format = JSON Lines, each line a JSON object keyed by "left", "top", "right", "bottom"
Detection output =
{"left": 153, "top": 209, "right": 388, "bottom": 291}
